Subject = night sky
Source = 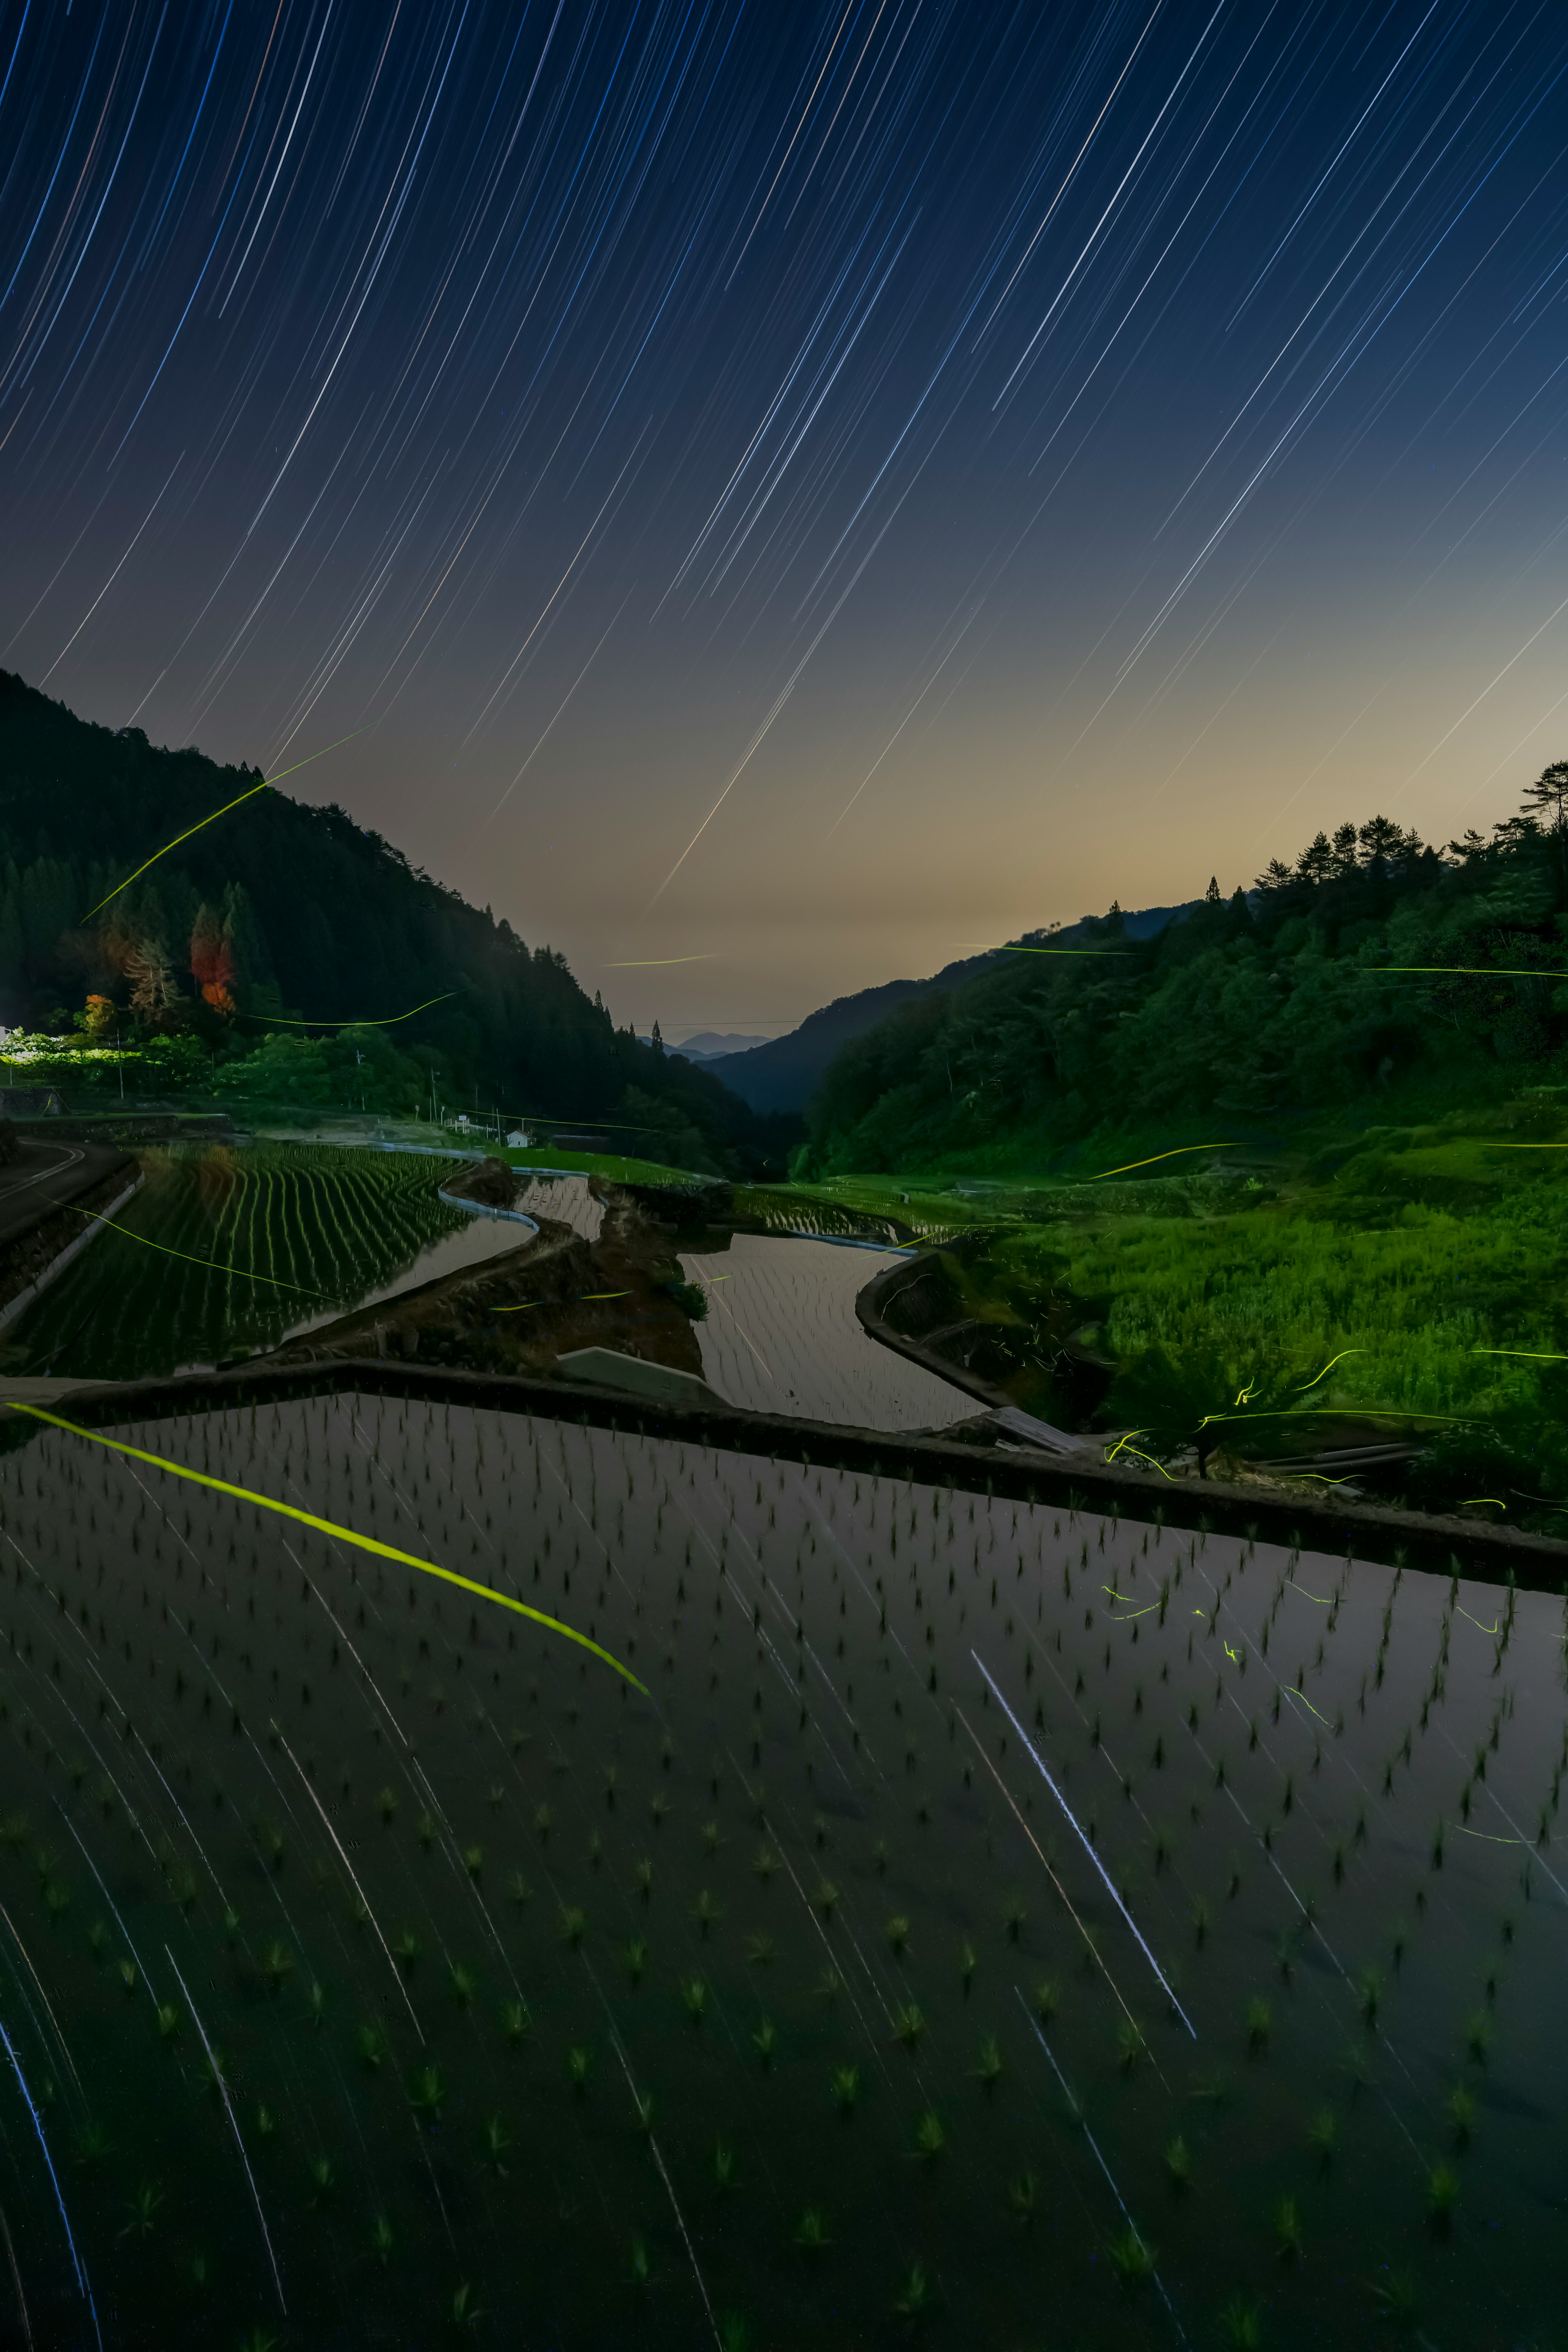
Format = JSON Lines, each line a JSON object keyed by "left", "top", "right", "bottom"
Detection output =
{"left": 4, "top": 2, "right": 1568, "bottom": 1042}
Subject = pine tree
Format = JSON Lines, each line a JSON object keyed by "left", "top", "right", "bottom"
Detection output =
{"left": 1521, "top": 760, "right": 1568, "bottom": 831}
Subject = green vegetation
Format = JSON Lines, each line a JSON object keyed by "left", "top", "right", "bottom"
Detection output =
{"left": 800, "top": 793, "right": 1568, "bottom": 1178}
{"left": 0, "top": 670, "right": 787, "bottom": 1175}
{"left": 2, "top": 1140, "right": 479, "bottom": 1379}
{"left": 775, "top": 784, "right": 1568, "bottom": 1523}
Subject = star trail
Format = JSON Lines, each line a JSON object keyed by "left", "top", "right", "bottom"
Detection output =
{"left": 4, "top": 0, "right": 1568, "bottom": 1033}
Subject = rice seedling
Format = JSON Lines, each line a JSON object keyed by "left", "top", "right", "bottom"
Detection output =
{"left": 1358, "top": 1967, "right": 1383, "bottom": 2028}
{"left": 680, "top": 1973, "right": 708, "bottom": 2023}
{"left": 1009, "top": 2169, "right": 1038, "bottom": 2226}
{"left": 621, "top": 1936, "right": 648, "bottom": 1987}
{"left": 746, "top": 1931, "right": 775, "bottom": 1967}
{"left": 893, "top": 2002, "right": 927, "bottom": 2051}
{"left": 959, "top": 1938, "right": 977, "bottom": 1996}
{"left": 794, "top": 2205, "right": 831, "bottom": 2253}
{"left": 120, "top": 2179, "right": 164, "bottom": 2241}
{"left": 813, "top": 1877, "right": 840, "bottom": 1921}
{"left": 1164, "top": 2134, "right": 1192, "bottom": 2192}
{"left": 448, "top": 1963, "right": 475, "bottom": 2009}
{"left": 1246, "top": 1996, "right": 1272, "bottom": 2055}
{"left": 1033, "top": 1977, "right": 1060, "bottom": 2025}
{"left": 483, "top": 2113, "right": 513, "bottom": 2174}
{"left": 1218, "top": 2290, "right": 1263, "bottom": 2347}
{"left": 629, "top": 2234, "right": 652, "bottom": 2291}
{"left": 1106, "top": 2223, "right": 1156, "bottom": 2287}
{"left": 357, "top": 2021, "right": 389, "bottom": 2071}
{"left": 393, "top": 2031, "right": 448, "bottom": 2127}
{"left": 508, "top": 1871, "right": 531, "bottom": 1909}
{"left": 156, "top": 2002, "right": 180, "bottom": 2040}
{"left": 559, "top": 1904, "right": 588, "bottom": 1949}
{"left": 566, "top": 2045, "right": 594, "bottom": 2094}
{"left": 254, "top": 2103, "right": 278, "bottom": 2141}
{"left": 1307, "top": 2106, "right": 1337, "bottom": 2168}
{"left": 1426, "top": 2163, "right": 1459, "bottom": 2232}
{"left": 370, "top": 2214, "right": 395, "bottom": 2265}
{"left": 751, "top": 1842, "right": 778, "bottom": 1884}
{"left": 893, "top": 2259, "right": 931, "bottom": 2319}
{"left": 308, "top": 2154, "right": 334, "bottom": 2201}
{"left": 712, "top": 2139, "right": 740, "bottom": 2191}
{"left": 306, "top": 1978, "right": 326, "bottom": 2027}
{"left": 692, "top": 1888, "right": 721, "bottom": 1937}
{"left": 1368, "top": 2268, "right": 1417, "bottom": 2328}
{"left": 1002, "top": 1895, "right": 1026, "bottom": 1942}
{"left": 972, "top": 2034, "right": 1003, "bottom": 2091}
{"left": 1274, "top": 2194, "right": 1305, "bottom": 2263}
{"left": 462, "top": 1842, "right": 483, "bottom": 1880}
{"left": 752, "top": 2016, "right": 778, "bottom": 2067}
{"left": 912, "top": 2108, "right": 946, "bottom": 2163}
{"left": 394, "top": 1928, "right": 420, "bottom": 1974}
{"left": 1447, "top": 2084, "right": 1475, "bottom": 2147}
{"left": 832, "top": 2063, "right": 862, "bottom": 2114}
{"left": 76, "top": 2119, "right": 110, "bottom": 2167}
{"left": 1117, "top": 2016, "right": 1145, "bottom": 2074}
{"left": 1465, "top": 2010, "right": 1491, "bottom": 2065}
{"left": 633, "top": 1858, "right": 654, "bottom": 1900}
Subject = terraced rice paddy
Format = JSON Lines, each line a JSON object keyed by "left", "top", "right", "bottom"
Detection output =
{"left": 5, "top": 1146, "right": 520, "bottom": 1381}
{"left": 510, "top": 1173, "right": 606, "bottom": 1243}
{"left": 0, "top": 1386, "right": 1562, "bottom": 2348}
{"left": 680, "top": 1234, "right": 972, "bottom": 1430}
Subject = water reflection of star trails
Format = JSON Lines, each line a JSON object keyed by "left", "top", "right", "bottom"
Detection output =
{"left": 692, "top": 1265, "right": 775, "bottom": 1380}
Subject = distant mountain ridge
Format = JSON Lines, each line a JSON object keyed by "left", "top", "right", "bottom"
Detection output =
{"left": 697, "top": 901, "right": 1203, "bottom": 1114}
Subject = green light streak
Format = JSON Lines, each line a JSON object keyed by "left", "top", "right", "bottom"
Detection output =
{"left": 7, "top": 1407, "right": 646, "bottom": 1694}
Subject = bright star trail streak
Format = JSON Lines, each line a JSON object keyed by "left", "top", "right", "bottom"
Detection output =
{"left": 4, "top": 5, "right": 1568, "bottom": 1024}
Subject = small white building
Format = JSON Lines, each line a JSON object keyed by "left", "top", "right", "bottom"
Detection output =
{"left": 506, "top": 1128, "right": 529, "bottom": 1147}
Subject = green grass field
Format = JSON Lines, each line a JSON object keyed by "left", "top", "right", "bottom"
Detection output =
{"left": 815, "top": 1107, "right": 1568, "bottom": 1530}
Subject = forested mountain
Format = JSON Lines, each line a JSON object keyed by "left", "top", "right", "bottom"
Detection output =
{"left": 797, "top": 788, "right": 1568, "bottom": 1175}
{"left": 703, "top": 900, "right": 1200, "bottom": 1114}
{"left": 0, "top": 671, "right": 774, "bottom": 1169}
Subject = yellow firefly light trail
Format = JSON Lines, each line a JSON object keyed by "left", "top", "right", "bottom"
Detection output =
{"left": 1371, "top": 963, "right": 1568, "bottom": 979}
{"left": 80, "top": 730, "right": 367, "bottom": 923}
{"left": 254, "top": 989, "right": 459, "bottom": 1029}
{"left": 1092, "top": 1143, "right": 1240, "bottom": 1178}
{"left": 961, "top": 943, "right": 1130, "bottom": 958}
{"left": 1295, "top": 1347, "right": 1364, "bottom": 1392}
{"left": 62, "top": 1204, "right": 329, "bottom": 1298}
{"left": 8, "top": 1406, "right": 647, "bottom": 1695}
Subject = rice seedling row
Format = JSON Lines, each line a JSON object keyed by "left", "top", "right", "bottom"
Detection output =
{"left": 0, "top": 1392, "right": 1561, "bottom": 2347}
{"left": 9, "top": 1148, "right": 480, "bottom": 1379}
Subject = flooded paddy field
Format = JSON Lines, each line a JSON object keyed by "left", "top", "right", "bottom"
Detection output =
{"left": 0, "top": 1390, "right": 1563, "bottom": 2348}
{"left": 679, "top": 1233, "right": 973, "bottom": 1430}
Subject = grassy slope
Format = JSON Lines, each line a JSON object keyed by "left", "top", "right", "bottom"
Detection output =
{"left": 767, "top": 1105, "right": 1568, "bottom": 1530}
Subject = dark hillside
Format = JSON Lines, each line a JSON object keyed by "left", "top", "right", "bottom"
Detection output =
{"left": 706, "top": 899, "right": 1200, "bottom": 1114}
{"left": 0, "top": 670, "right": 768, "bottom": 1167}
{"left": 798, "top": 795, "right": 1568, "bottom": 1172}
